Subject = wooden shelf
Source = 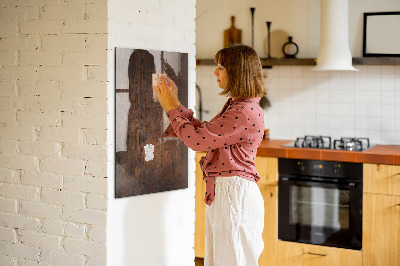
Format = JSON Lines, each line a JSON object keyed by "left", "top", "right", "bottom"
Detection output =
{"left": 196, "top": 57, "right": 400, "bottom": 67}
{"left": 352, "top": 57, "right": 400, "bottom": 65}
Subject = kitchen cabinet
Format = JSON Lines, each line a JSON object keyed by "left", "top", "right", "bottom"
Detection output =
{"left": 363, "top": 163, "right": 400, "bottom": 196}
{"left": 194, "top": 154, "right": 279, "bottom": 265}
{"left": 256, "top": 157, "right": 278, "bottom": 266}
{"left": 276, "top": 241, "right": 362, "bottom": 266}
{"left": 255, "top": 156, "right": 278, "bottom": 186}
{"left": 259, "top": 184, "right": 278, "bottom": 266}
{"left": 363, "top": 163, "right": 400, "bottom": 266}
{"left": 363, "top": 193, "right": 400, "bottom": 266}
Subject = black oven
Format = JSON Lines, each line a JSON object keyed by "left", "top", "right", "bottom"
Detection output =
{"left": 278, "top": 158, "right": 363, "bottom": 250}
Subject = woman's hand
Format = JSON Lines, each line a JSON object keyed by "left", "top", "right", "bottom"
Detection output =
{"left": 161, "top": 76, "right": 180, "bottom": 109}
{"left": 153, "top": 77, "right": 175, "bottom": 113}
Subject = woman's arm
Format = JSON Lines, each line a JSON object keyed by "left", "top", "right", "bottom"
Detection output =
{"left": 154, "top": 76, "right": 202, "bottom": 137}
{"left": 165, "top": 107, "right": 250, "bottom": 152}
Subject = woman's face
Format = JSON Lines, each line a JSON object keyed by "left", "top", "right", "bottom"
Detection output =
{"left": 214, "top": 64, "right": 228, "bottom": 89}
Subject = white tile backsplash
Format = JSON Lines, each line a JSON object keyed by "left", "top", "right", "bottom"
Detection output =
{"left": 196, "top": 65, "right": 400, "bottom": 144}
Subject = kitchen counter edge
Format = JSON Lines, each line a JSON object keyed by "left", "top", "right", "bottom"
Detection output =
{"left": 256, "top": 139, "right": 400, "bottom": 165}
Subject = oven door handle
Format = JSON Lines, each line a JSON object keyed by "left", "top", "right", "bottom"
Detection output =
{"left": 280, "top": 177, "right": 357, "bottom": 189}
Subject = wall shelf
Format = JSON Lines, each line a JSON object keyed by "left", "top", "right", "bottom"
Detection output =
{"left": 196, "top": 57, "right": 400, "bottom": 67}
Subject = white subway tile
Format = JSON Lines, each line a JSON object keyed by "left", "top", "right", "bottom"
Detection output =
{"left": 368, "top": 117, "right": 382, "bottom": 131}
{"left": 341, "top": 128, "right": 355, "bottom": 137}
{"left": 396, "top": 130, "right": 400, "bottom": 143}
{"left": 367, "top": 130, "right": 382, "bottom": 143}
{"left": 316, "top": 116, "right": 330, "bottom": 128}
{"left": 382, "top": 117, "right": 396, "bottom": 131}
{"left": 316, "top": 89, "right": 329, "bottom": 103}
{"left": 382, "top": 78, "right": 395, "bottom": 91}
{"left": 367, "top": 76, "right": 381, "bottom": 91}
{"left": 303, "top": 87, "right": 316, "bottom": 103}
{"left": 290, "top": 67, "right": 303, "bottom": 78}
{"left": 304, "top": 102, "right": 316, "bottom": 115}
{"left": 328, "top": 89, "right": 341, "bottom": 103}
{"left": 355, "top": 104, "right": 368, "bottom": 117}
{"left": 341, "top": 104, "right": 355, "bottom": 116}
{"left": 341, "top": 89, "right": 354, "bottom": 104}
{"left": 382, "top": 104, "right": 395, "bottom": 118}
{"left": 303, "top": 67, "right": 316, "bottom": 78}
{"left": 341, "top": 117, "right": 355, "bottom": 130}
{"left": 316, "top": 103, "right": 329, "bottom": 116}
{"left": 367, "top": 65, "right": 381, "bottom": 76}
{"left": 367, "top": 104, "right": 382, "bottom": 118}
{"left": 354, "top": 117, "right": 368, "bottom": 130}
{"left": 328, "top": 103, "right": 341, "bottom": 116}
{"left": 382, "top": 90, "right": 395, "bottom": 104}
{"left": 381, "top": 131, "right": 396, "bottom": 144}
{"left": 395, "top": 119, "right": 400, "bottom": 131}
{"left": 367, "top": 91, "right": 381, "bottom": 105}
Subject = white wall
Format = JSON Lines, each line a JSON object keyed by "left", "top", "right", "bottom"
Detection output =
{"left": 107, "top": 1, "right": 197, "bottom": 266}
{"left": 196, "top": 0, "right": 400, "bottom": 145}
{"left": 196, "top": 0, "right": 400, "bottom": 58}
{"left": 0, "top": 1, "right": 108, "bottom": 265}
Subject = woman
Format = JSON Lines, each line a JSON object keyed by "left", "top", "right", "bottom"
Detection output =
{"left": 154, "top": 44, "right": 266, "bottom": 266}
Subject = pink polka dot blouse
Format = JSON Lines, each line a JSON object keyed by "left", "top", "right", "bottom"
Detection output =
{"left": 163, "top": 97, "right": 265, "bottom": 205}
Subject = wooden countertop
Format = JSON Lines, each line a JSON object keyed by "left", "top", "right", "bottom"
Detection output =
{"left": 256, "top": 139, "right": 400, "bottom": 165}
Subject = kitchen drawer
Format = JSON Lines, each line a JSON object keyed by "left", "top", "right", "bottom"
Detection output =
{"left": 364, "top": 164, "right": 400, "bottom": 196}
{"left": 276, "top": 241, "right": 362, "bottom": 266}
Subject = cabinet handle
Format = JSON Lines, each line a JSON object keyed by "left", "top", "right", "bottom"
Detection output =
{"left": 397, "top": 204, "right": 400, "bottom": 207}
{"left": 307, "top": 252, "right": 328, "bottom": 256}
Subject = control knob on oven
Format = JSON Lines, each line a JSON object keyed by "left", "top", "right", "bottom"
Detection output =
{"left": 334, "top": 164, "right": 341, "bottom": 174}
{"left": 297, "top": 161, "right": 305, "bottom": 171}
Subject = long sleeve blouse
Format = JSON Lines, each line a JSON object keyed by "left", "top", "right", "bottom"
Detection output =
{"left": 163, "top": 97, "right": 265, "bottom": 205}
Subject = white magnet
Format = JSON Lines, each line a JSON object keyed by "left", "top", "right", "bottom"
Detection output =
{"left": 144, "top": 144, "right": 155, "bottom": 162}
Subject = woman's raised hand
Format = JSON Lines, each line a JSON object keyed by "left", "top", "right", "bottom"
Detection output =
{"left": 153, "top": 76, "right": 175, "bottom": 113}
{"left": 161, "top": 76, "right": 180, "bottom": 109}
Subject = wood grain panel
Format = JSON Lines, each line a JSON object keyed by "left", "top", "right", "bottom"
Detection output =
{"left": 255, "top": 156, "right": 278, "bottom": 186}
{"left": 364, "top": 164, "right": 400, "bottom": 196}
{"left": 363, "top": 193, "right": 400, "bottom": 266}
{"left": 195, "top": 152, "right": 207, "bottom": 258}
{"left": 259, "top": 185, "right": 278, "bottom": 266}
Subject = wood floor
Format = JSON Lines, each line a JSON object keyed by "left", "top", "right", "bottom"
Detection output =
{"left": 195, "top": 257, "right": 204, "bottom": 266}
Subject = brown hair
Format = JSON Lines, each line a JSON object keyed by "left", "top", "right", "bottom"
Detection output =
{"left": 214, "top": 44, "right": 266, "bottom": 98}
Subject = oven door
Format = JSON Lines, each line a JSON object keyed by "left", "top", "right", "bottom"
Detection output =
{"left": 278, "top": 176, "right": 362, "bottom": 250}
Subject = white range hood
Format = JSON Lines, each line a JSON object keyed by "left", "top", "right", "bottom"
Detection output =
{"left": 314, "top": 0, "right": 358, "bottom": 71}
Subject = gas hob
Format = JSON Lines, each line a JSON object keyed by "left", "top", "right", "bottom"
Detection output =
{"left": 282, "top": 135, "right": 375, "bottom": 151}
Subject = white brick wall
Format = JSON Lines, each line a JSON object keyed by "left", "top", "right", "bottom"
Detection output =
{"left": 0, "top": 0, "right": 108, "bottom": 265}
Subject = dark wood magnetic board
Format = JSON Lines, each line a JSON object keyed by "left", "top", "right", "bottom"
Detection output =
{"left": 115, "top": 48, "right": 188, "bottom": 198}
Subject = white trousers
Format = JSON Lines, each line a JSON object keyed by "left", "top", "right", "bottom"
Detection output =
{"left": 205, "top": 176, "right": 264, "bottom": 266}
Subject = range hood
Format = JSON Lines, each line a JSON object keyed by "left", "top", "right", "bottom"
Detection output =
{"left": 314, "top": 0, "right": 358, "bottom": 71}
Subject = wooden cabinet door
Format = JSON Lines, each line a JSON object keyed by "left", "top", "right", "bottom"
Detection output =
{"left": 195, "top": 152, "right": 207, "bottom": 258}
{"left": 277, "top": 241, "right": 362, "bottom": 266}
{"left": 363, "top": 193, "right": 400, "bottom": 266}
{"left": 364, "top": 164, "right": 400, "bottom": 196}
{"left": 259, "top": 185, "right": 278, "bottom": 266}
{"left": 255, "top": 156, "right": 278, "bottom": 186}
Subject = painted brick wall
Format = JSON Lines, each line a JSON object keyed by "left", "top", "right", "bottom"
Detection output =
{"left": 0, "top": 1, "right": 108, "bottom": 265}
{"left": 107, "top": 0, "right": 197, "bottom": 265}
